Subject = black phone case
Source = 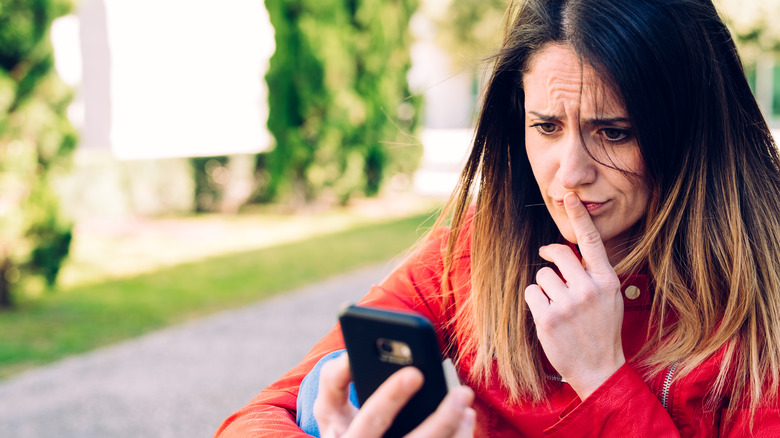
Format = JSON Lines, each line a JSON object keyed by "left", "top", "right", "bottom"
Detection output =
{"left": 339, "top": 305, "right": 448, "bottom": 438}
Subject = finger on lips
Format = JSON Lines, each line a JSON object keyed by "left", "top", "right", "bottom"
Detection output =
{"left": 562, "top": 192, "right": 612, "bottom": 272}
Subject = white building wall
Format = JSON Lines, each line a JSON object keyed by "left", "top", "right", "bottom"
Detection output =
{"left": 53, "top": 0, "right": 274, "bottom": 160}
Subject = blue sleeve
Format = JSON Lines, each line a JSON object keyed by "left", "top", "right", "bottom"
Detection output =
{"left": 296, "top": 349, "right": 360, "bottom": 437}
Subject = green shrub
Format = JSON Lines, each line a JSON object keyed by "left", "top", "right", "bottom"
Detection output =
{"left": 0, "top": 0, "right": 77, "bottom": 307}
{"left": 260, "top": 0, "right": 422, "bottom": 206}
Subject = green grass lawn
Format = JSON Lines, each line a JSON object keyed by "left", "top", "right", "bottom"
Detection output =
{"left": 0, "top": 206, "right": 439, "bottom": 379}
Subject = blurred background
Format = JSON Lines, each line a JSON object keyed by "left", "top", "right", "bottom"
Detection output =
{"left": 0, "top": 0, "right": 778, "bottom": 436}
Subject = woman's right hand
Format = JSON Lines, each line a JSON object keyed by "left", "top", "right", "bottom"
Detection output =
{"left": 312, "top": 354, "right": 476, "bottom": 438}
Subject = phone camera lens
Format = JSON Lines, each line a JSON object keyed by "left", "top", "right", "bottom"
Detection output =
{"left": 379, "top": 340, "right": 394, "bottom": 354}
{"left": 382, "top": 341, "right": 393, "bottom": 353}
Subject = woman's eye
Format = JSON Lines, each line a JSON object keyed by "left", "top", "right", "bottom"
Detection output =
{"left": 532, "top": 123, "right": 558, "bottom": 135}
{"left": 600, "top": 128, "right": 629, "bottom": 142}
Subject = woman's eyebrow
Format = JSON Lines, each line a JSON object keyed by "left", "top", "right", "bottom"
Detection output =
{"left": 527, "top": 111, "right": 559, "bottom": 121}
{"left": 528, "top": 111, "right": 630, "bottom": 126}
{"left": 586, "top": 117, "right": 631, "bottom": 126}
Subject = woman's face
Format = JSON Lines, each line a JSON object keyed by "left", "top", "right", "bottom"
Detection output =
{"left": 523, "top": 43, "right": 650, "bottom": 265}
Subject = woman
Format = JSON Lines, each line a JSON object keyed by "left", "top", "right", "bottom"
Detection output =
{"left": 215, "top": 0, "right": 780, "bottom": 435}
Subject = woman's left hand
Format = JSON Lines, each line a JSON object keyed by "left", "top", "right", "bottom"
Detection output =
{"left": 313, "top": 354, "right": 475, "bottom": 438}
{"left": 525, "top": 192, "right": 626, "bottom": 400}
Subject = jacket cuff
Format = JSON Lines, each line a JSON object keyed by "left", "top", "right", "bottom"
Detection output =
{"left": 544, "top": 363, "right": 648, "bottom": 437}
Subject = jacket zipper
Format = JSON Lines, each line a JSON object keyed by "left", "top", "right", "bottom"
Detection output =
{"left": 661, "top": 361, "right": 679, "bottom": 411}
{"left": 545, "top": 374, "right": 565, "bottom": 382}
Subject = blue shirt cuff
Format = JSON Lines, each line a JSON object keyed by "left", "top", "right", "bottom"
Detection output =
{"left": 296, "top": 349, "right": 360, "bottom": 436}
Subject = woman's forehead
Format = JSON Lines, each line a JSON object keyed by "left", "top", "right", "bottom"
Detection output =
{"left": 524, "top": 43, "right": 626, "bottom": 118}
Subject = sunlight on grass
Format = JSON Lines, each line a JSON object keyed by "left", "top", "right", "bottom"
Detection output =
{"left": 57, "top": 194, "right": 437, "bottom": 288}
{"left": 0, "top": 198, "right": 442, "bottom": 379}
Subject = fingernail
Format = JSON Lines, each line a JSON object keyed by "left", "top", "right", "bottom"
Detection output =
{"left": 564, "top": 193, "right": 579, "bottom": 208}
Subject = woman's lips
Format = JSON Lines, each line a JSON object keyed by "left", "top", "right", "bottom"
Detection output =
{"left": 582, "top": 201, "right": 607, "bottom": 213}
{"left": 555, "top": 199, "right": 608, "bottom": 214}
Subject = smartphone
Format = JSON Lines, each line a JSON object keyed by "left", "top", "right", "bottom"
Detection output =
{"left": 339, "top": 305, "right": 449, "bottom": 438}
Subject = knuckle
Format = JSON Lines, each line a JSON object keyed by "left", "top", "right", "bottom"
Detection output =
{"left": 535, "top": 266, "right": 556, "bottom": 284}
{"left": 555, "top": 300, "right": 576, "bottom": 317}
{"left": 578, "top": 282, "right": 598, "bottom": 299}
{"left": 534, "top": 311, "right": 554, "bottom": 329}
{"left": 547, "top": 243, "right": 570, "bottom": 257}
{"left": 603, "top": 277, "right": 620, "bottom": 292}
{"left": 578, "top": 227, "right": 602, "bottom": 245}
{"left": 536, "top": 303, "right": 573, "bottom": 329}
{"left": 591, "top": 271, "right": 620, "bottom": 292}
{"left": 536, "top": 311, "right": 562, "bottom": 331}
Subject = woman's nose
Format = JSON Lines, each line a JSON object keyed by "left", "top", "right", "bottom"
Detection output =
{"left": 558, "top": 134, "right": 597, "bottom": 189}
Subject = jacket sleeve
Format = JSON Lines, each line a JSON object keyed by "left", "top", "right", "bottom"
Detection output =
{"left": 544, "top": 363, "right": 681, "bottom": 437}
{"left": 213, "top": 338, "right": 342, "bottom": 438}
{"left": 544, "top": 363, "right": 780, "bottom": 437}
{"left": 213, "top": 229, "right": 451, "bottom": 437}
{"left": 721, "top": 408, "right": 780, "bottom": 437}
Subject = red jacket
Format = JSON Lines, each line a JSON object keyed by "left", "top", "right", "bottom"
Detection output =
{"left": 214, "top": 226, "right": 780, "bottom": 437}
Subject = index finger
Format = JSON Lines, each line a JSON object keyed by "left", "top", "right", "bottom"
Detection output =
{"left": 563, "top": 192, "right": 612, "bottom": 274}
{"left": 348, "top": 367, "right": 424, "bottom": 435}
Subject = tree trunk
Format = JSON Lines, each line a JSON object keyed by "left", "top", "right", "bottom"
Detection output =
{"left": 0, "top": 258, "right": 13, "bottom": 309}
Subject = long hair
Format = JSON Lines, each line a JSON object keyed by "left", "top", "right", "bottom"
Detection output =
{"left": 438, "top": 0, "right": 780, "bottom": 416}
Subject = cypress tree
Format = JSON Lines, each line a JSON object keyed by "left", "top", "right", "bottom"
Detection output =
{"left": 261, "top": 0, "right": 421, "bottom": 205}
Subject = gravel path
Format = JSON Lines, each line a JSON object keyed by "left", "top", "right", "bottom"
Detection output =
{"left": 0, "top": 263, "right": 395, "bottom": 438}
